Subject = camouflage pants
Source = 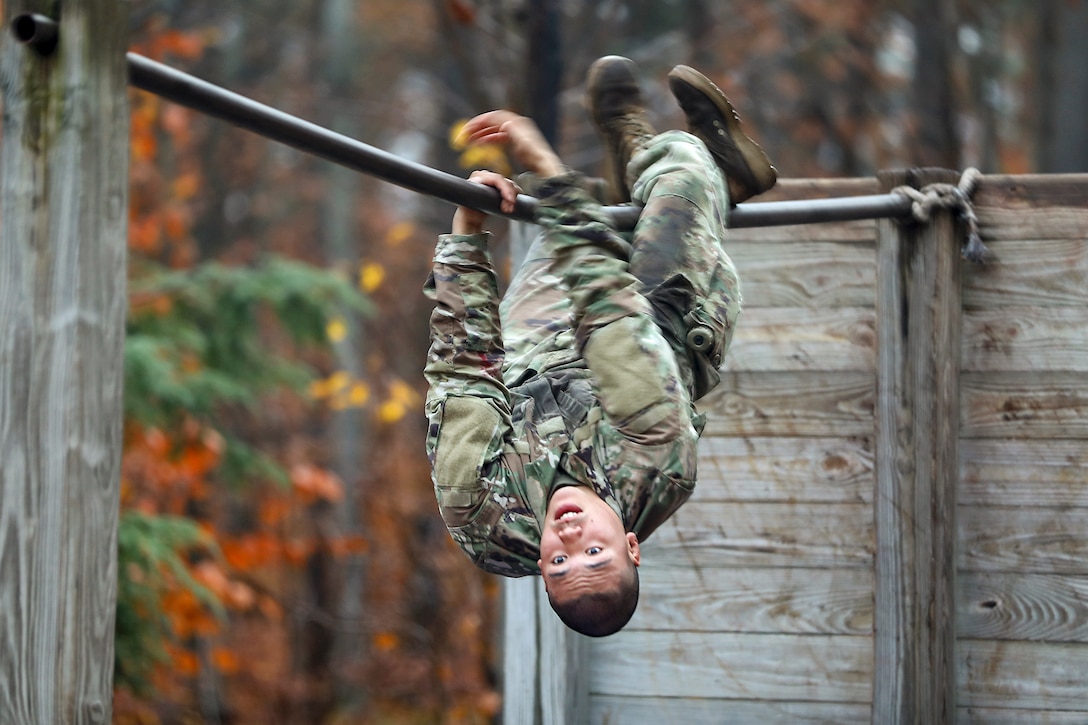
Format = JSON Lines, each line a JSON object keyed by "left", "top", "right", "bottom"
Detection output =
{"left": 501, "top": 130, "right": 742, "bottom": 404}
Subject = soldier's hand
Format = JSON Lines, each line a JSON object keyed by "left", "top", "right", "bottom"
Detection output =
{"left": 452, "top": 169, "right": 521, "bottom": 235}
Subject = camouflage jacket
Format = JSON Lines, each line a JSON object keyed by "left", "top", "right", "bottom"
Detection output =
{"left": 423, "top": 229, "right": 702, "bottom": 577}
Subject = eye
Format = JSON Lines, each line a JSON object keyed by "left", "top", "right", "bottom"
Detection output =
{"left": 551, "top": 555, "right": 567, "bottom": 565}
{"left": 586, "top": 546, "right": 602, "bottom": 556}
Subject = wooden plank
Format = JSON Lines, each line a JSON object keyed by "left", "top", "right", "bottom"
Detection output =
{"left": 959, "top": 639, "right": 1088, "bottom": 711}
{"left": 973, "top": 174, "right": 1088, "bottom": 209}
{"left": 959, "top": 506, "right": 1088, "bottom": 575}
{"left": 630, "top": 565, "right": 873, "bottom": 636}
{"left": 538, "top": 580, "right": 588, "bottom": 725}
{"left": 961, "top": 308, "right": 1088, "bottom": 372}
{"left": 959, "top": 572, "right": 1088, "bottom": 642}
{"left": 977, "top": 206, "right": 1088, "bottom": 242}
{"left": 645, "top": 502, "right": 873, "bottom": 570}
{"left": 873, "top": 169, "right": 963, "bottom": 724}
{"left": 728, "top": 240, "right": 876, "bottom": 308}
{"left": 0, "top": 4, "right": 130, "bottom": 724}
{"left": 502, "top": 578, "right": 538, "bottom": 725}
{"left": 697, "top": 436, "right": 874, "bottom": 504}
{"left": 699, "top": 372, "right": 875, "bottom": 438}
{"left": 958, "top": 707, "right": 1088, "bottom": 724}
{"left": 973, "top": 174, "right": 1088, "bottom": 242}
{"left": 961, "top": 372, "right": 1088, "bottom": 438}
{"left": 590, "top": 632, "right": 872, "bottom": 703}
{"left": 960, "top": 439, "right": 1088, "bottom": 508}
{"left": 762, "top": 177, "right": 881, "bottom": 201}
{"left": 726, "top": 218, "right": 877, "bottom": 244}
{"left": 724, "top": 308, "right": 876, "bottom": 373}
{"left": 591, "top": 695, "right": 872, "bottom": 724}
{"left": 962, "top": 239, "right": 1088, "bottom": 309}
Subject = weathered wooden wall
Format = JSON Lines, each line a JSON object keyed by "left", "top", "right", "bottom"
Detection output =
{"left": 505, "top": 173, "right": 1088, "bottom": 724}
{"left": 956, "top": 176, "right": 1088, "bottom": 723}
{"left": 591, "top": 178, "right": 880, "bottom": 724}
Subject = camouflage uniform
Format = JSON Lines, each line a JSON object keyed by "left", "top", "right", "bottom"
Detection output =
{"left": 424, "top": 131, "right": 741, "bottom": 577}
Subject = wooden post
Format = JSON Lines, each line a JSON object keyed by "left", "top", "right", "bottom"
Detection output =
{"left": 0, "top": 2, "right": 129, "bottom": 723}
{"left": 873, "top": 169, "right": 963, "bottom": 723}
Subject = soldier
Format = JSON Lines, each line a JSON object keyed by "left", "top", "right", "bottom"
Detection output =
{"left": 424, "top": 56, "right": 776, "bottom": 636}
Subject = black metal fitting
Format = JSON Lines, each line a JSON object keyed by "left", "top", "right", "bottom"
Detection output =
{"left": 11, "top": 13, "right": 58, "bottom": 56}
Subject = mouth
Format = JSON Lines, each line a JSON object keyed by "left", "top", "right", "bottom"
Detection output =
{"left": 553, "top": 503, "right": 583, "bottom": 523}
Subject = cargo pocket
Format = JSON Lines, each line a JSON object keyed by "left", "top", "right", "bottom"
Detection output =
{"left": 584, "top": 315, "right": 689, "bottom": 443}
{"left": 432, "top": 396, "right": 503, "bottom": 527}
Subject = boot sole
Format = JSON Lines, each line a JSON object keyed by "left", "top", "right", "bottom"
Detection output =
{"left": 667, "top": 65, "right": 777, "bottom": 203}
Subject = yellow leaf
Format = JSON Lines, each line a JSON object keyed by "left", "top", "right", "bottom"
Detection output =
{"left": 326, "top": 317, "right": 347, "bottom": 342}
{"left": 389, "top": 378, "right": 419, "bottom": 405}
{"left": 359, "top": 262, "right": 385, "bottom": 292}
{"left": 348, "top": 382, "right": 370, "bottom": 407}
{"left": 384, "top": 221, "right": 414, "bottom": 247}
{"left": 378, "top": 399, "right": 406, "bottom": 423}
{"left": 307, "top": 379, "right": 330, "bottom": 399}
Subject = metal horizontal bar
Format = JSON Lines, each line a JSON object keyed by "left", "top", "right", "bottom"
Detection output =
{"left": 127, "top": 52, "right": 912, "bottom": 231}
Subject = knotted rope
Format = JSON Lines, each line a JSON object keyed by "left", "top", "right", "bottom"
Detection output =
{"left": 892, "top": 167, "right": 990, "bottom": 264}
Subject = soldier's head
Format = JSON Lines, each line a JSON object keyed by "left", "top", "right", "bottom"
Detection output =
{"left": 538, "top": 486, "right": 641, "bottom": 637}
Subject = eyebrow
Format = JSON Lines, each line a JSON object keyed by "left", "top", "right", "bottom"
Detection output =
{"left": 546, "top": 556, "right": 614, "bottom": 580}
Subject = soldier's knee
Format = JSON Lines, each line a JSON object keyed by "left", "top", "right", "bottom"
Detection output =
{"left": 584, "top": 316, "right": 693, "bottom": 444}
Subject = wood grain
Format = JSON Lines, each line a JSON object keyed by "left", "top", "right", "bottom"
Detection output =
{"left": 872, "top": 170, "right": 962, "bottom": 725}
{"left": 0, "top": 3, "right": 129, "bottom": 724}
{"left": 962, "top": 238, "right": 1088, "bottom": 309}
{"left": 501, "top": 578, "right": 538, "bottom": 725}
{"left": 960, "top": 439, "right": 1088, "bottom": 508}
{"left": 646, "top": 502, "right": 874, "bottom": 569}
{"left": 959, "top": 639, "right": 1088, "bottom": 710}
{"left": 699, "top": 372, "right": 875, "bottom": 438}
{"left": 962, "top": 308, "right": 1088, "bottom": 372}
{"left": 696, "top": 435, "right": 874, "bottom": 504}
{"left": 725, "top": 308, "right": 876, "bottom": 373}
{"left": 591, "top": 695, "right": 872, "bottom": 724}
{"left": 961, "top": 372, "right": 1088, "bottom": 438}
{"left": 959, "top": 572, "right": 1088, "bottom": 642}
{"left": 590, "top": 632, "right": 872, "bottom": 703}
{"left": 957, "top": 707, "right": 1088, "bottom": 724}
{"left": 959, "top": 506, "right": 1088, "bottom": 575}
{"left": 728, "top": 240, "right": 876, "bottom": 308}
{"left": 630, "top": 565, "right": 873, "bottom": 636}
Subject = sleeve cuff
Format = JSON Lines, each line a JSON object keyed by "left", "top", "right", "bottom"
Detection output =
{"left": 434, "top": 232, "right": 492, "bottom": 265}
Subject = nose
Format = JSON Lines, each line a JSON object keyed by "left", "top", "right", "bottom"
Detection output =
{"left": 557, "top": 525, "right": 581, "bottom": 541}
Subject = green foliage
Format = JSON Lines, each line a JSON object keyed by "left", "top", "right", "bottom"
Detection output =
{"left": 117, "top": 255, "right": 370, "bottom": 691}
{"left": 126, "top": 256, "right": 372, "bottom": 428}
{"left": 114, "top": 511, "right": 222, "bottom": 693}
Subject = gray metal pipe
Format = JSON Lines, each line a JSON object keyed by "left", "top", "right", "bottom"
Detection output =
{"left": 127, "top": 52, "right": 913, "bottom": 230}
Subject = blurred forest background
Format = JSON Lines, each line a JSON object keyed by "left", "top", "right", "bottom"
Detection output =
{"left": 15, "top": 0, "right": 1088, "bottom": 723}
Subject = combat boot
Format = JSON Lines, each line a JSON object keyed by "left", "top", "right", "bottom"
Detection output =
{"left": 667, "top": 65, "right": 777, "bottom": 204}
{"left": 586, "top": 56, "right": 657, "bottom": 202}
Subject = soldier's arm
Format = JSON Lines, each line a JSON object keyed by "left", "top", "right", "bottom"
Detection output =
{"left": 423, "top": 169, "right": 521, "bottom": 524}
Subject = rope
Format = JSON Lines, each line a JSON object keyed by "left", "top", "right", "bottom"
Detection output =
{"left": 892, "top": 167, "right": 990, "bottom": 264}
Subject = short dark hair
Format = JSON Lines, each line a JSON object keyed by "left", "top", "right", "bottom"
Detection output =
{"left": 546, "top": 561, "right": 639, "bottom": 637}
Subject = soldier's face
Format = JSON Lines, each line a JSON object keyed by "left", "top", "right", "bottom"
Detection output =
{"left": 538, "top": 486, "right": 640, "bottom": 601}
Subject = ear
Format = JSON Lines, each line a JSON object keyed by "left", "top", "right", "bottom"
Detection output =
{"left": 537, "top": 559, "right": 548, "bottom": 589}
{"left": 626, "top": 532, "right": 641, "bottom": 566}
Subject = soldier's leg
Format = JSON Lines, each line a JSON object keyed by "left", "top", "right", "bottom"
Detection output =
{"left": 626, "top": 130, "right": 743, "bottom": 401}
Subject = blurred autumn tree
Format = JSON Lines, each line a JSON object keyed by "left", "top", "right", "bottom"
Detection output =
{"left": 109, "top": 1, "right": 1085, "bottom": 724}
